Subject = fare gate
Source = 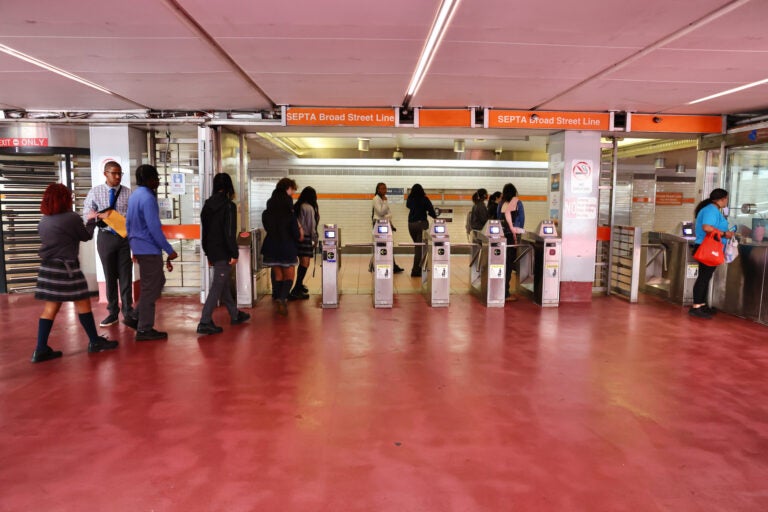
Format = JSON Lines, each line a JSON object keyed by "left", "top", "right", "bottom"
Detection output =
{"left": 422, "top": 219, "right": 450, "bottom": 307}
{"left": 372, "top": 219, "right": 394, "bottom": 308}
{"left": 471, "top": 220, "right": 506, "bottom": 307}
{"left": 321, "top": 224, "right": 341, "bottom": 308}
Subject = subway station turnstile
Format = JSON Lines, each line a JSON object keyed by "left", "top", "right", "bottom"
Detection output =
{"left": 521, "top": 220, "right": 562, "bottom": 307}
{"left": 642, "top": 230, "right": 698, "bottom": 306}
{"left": 422, "top": 219, "right": 450, "bottom": 307}
{"left": 372, "top": 219, "right": 394, "bottom": 308}
{"left": 321, "top": 224, "right": 341, "bottom": 308}
{"left": 470, "top": 220, "right": 506, "bottom": 307}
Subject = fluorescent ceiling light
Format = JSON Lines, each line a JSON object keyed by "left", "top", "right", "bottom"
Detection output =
{"left": 257, "top": 133, "right": 303, "bottom": 157}
{"left": 0, "top": 43, "right": 116, "bottom": 96}
{"left": 688, "top": 77, "right": 768, "bottom": 105}
{"left": 404, "top": 0, "right": 462, "bottom": 104}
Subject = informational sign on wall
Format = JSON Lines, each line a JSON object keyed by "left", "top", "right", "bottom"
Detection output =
{"left": 170, "top": 173, "right": 186, "bottom": 195}
{"left": 563, "top": 197, "right": 598, "bottom": 220}
{"left": 570, "top": 160, "right": 593, "bottom": 194}
{"left": 0, "top": 137, "right": 48, "bottom": 147}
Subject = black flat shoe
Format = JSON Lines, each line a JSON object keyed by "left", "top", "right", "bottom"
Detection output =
{"left": 88, "top": 336, "right": 119, "bottom": 353}
{"left": 31, "top": 346, "right": 63, "bottom": 363}
{"left": 197, "top": 322, "right": 223, "bottom": 335}
{"left": 122, "top": 316, "right": 138, "bottom": 330}
{"left": 231, "top": 311, "right": 251, "bottom": 325}
{"left": 136, "top": 329, "right": 168, "bottom": 341}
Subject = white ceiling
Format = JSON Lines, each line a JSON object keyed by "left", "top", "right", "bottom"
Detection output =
{"left": 1, "top": 0, "right": 767, "bottom": 116}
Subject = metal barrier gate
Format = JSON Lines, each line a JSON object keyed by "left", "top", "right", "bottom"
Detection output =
{"left": 470, "top": 220, "right": 506, "bottom": 307}
{"left": 321, "top": 224, "right": 341, "bottom": 308}
{"left": 372, "top": 219, "right": 394, "bottom": 308}
{"left": 422, "top": 219, "right": 450, "bottom": 307}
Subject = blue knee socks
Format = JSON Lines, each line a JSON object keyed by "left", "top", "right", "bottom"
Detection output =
{"left": 78, "top": 312, "right": 99, "bottom": 342}
{"left": 36, "top": 318, "right": 54, "bottom": 351}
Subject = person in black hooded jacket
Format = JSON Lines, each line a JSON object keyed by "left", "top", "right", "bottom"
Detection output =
{"left": 197, "top": 173, "right": 250, "bottom": 335}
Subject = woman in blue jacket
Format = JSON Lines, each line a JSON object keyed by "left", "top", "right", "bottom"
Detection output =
{"left": 690, "top": 188, "right": 733, "bottom": 319}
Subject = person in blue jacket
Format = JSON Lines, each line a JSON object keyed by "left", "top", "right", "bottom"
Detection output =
{"left": 125, "top": 165, "right": 178, "bottom": 340}
{"left": 690, "top": 188, "right": 733, "bottom": 319}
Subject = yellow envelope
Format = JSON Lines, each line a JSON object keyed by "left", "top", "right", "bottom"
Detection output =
{"left": 102, "top": 210, "right": 127, "bottom": 238}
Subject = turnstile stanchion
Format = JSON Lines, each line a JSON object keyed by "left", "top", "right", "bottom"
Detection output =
{"left": 521, "top": 220, "right": 561, "bottom": 307}
{"left": 235, "top": 230, "right": 254, "bottom": 307}
{"left": 372, "top": 219, "right": 394, "bottom": 308}
{"left": 321, "top": 224, "right": 341, "bottom": 308}
{"left": 471, "top": 220, "right": 506, "bottom": 307}
{"left": 423, "top": 219, "right": 450, "bottom": 307}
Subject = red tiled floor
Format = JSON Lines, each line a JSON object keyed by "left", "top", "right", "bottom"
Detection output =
{"left": 1, "top": 291, "right": 767, "bottom": 511}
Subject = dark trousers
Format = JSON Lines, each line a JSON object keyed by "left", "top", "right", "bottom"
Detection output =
{"left": 693, "top": 260, "right": 717, "bottom": 305}
{"left": 505, "top": 234, "right": 517, "bottom": 297}
{"left": 408, "top": 220, "right": 428, "bottom": 272}
{"left": 97, "top": 231, "right": 134, "bottom": 317}
{"left": 200, "top": 260, "right": 237, "bottom": 324}
{"left": 135, "top": 254, "right": 166, "bottom": 331}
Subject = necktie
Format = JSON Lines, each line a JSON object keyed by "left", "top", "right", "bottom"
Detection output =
{"left": 109, "top": 187, "right": 116, "bottom": 208}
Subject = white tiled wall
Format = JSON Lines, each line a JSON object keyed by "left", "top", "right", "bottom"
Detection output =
{"left": 249, "top": 164, "right": 551, "bottom": 244}
{"left": 654, "top": 180, "right": 697, "bottom": 233}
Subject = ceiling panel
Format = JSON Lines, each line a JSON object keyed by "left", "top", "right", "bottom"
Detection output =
{"left": 412, "top": 76, "right": 583, "bottom": 109}
{"left": 608, "top": 49, "right": 768, "bottom": 83}
{"left": 0, "top": 0, "right": 192, "bottom": 37}
{"left": 78, "top": 72, "right": 271, "bottom": 110}
{"left": 444, "top": 0, "right": 729, "bottom": 46}
{"left": 0, "top": 37, "right": 231, "bottom": 74}
{"left": 177, "top": 0, "right": 437, "bottom": 39}
{"left": 253, "top": 74, "right": 409, "bottom": 107}
{"left": 664, "top": 1, "right": 768, "bottom": 51}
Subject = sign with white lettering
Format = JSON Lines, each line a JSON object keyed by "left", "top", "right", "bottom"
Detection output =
{"left": 286, "top": 107, "right": 396, "bottom": 127}
{"left": 488, "top": 110, "right": 611, "bottom": 130}
{"left": 0, "top": 137, "right": 49, "bottom": 147}
{"left": 170, "top": 173, "right": 186, "bottom": 195}
{"left": 563, "top": 197, "right": 598, "bottom": 219}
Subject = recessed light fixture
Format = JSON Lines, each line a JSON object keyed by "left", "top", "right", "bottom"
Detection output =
{"left": 654, "top": 157, "right": 666, "bottom": 169}
{"left": 688, "top": 77, "right": 768, "bottom": 105}
{"left": 0, "top": 43, "right": 145, "bottom": 107}
{"left": 403, "top": 0, "right": 463, "bottom": 105}
{"left": 453, "top": 139, "right": 465, "bottom": 153}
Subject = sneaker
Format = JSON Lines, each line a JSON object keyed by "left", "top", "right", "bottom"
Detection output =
{"left": 99, "top": 313, "right": 119, "bottom": 327}
{"left": 88, "top": 336, "right": 119, "bottom": 353}
{"left": 122, "top": 316, "right": 138, "bottom": 330}
{"left": 197, "top": 322, "right": 223, "bottom": 335}
{"left": 688, "top": 307, "right": 713, "bottom": 319}
{"left": 136, "top": 329, "right": 168, "bottom": 341}
{"left": 702, "top": 305, "right": 718, "bottom": 315}
{"left": 231, "top": 311, "right": 251, "bottom": 325}
{"left": 394, "top": 265, "right": 405, "bottom": 274}
{"left": 300, "top": 285, "right": 309, "bottom": 293}
{"left": 31, "top": 345, "right": 63, "bottom": 363}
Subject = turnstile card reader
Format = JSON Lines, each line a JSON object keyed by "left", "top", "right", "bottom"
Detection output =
{"left": 530, "top": 220, "right": 561, "bottom": 307}
{"left": 321, "top": 224, "right": 341, "bottom": 308}
{"left": 471, "top": 220, "right": 506, "bottom": 307}
{"left": 423, "top": 219, "right": 450, "bottom": 307}
{"left": 373, "top": 219, "right": 394, "bottom": 308}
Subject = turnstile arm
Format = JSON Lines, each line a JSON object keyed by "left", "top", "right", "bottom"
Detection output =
{"left": 642, "top": 243, "right": 668, "bottom": 272}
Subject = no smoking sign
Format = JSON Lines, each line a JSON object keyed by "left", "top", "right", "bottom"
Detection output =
{"left": 570, "top": 159, "right": 593, "bottom": 193}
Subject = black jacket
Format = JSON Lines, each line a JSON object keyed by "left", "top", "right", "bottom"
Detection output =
{"left": 201, "top": 192, "right": 238, "bottom": 264}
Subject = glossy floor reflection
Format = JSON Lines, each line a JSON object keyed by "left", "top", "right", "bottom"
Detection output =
{"left": 1, "top": 288, "right": 767, "bottom": 511}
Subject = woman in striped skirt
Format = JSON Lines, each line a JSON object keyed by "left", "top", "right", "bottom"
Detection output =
{"left": 31, "top": 183, "right": 118, "bottom": 363}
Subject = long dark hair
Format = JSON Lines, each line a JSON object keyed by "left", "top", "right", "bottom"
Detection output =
{"left": 212, "top": 173, "right": 235, "bottom": 199}
{"left": 136, "top": 164, "right": 159, "bottom": 187}
{"left": 473, "top": 188, "right": 488, "bottom": 203}
{"left": 694, "top": 188, "right": 728, "bottom": 217}
{"left": 295, "top": 186, "right": 320, "bottom": 224}
{"left": 501, "top": 183, "right": 518, "bottom": 204}
{"left": 409, "top": 183, "right": 426, "bottom": 199}
{"left": 375, "top": 182, "right": 386, "bottom": 197}
{"left": 266, "top": 178, "right": 296, "bottom": 214}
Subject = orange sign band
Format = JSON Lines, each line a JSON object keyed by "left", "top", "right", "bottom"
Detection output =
{"left": 489, "top": 110, "right": 610, "bottom": 130}
{"left": 286, "top": 107, "right": 396, "bottom": 127}
{"left": 631, "top": 114, "right": 722, "bottom": 134}
{"left": 418, "top": 109, "right": 473, "bottom": 128}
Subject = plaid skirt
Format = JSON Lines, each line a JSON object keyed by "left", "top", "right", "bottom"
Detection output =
{"left": 35, "top": 259, "right": 91, "bottom": 302}
{"left": 296, "top": 238, "right": 314, "bottom": 258}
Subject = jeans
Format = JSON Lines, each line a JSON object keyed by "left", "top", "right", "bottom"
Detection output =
{"left": 200, "top": 260, "right": 238, "bottom": 324}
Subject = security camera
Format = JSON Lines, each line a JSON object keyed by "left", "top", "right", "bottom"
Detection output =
{"left": 393, "top": 149, "right": 403, "bottom": 161}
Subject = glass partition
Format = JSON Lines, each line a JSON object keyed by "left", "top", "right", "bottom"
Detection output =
{"left": 726, "top": 145, "right": 768, "bottom": 242}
